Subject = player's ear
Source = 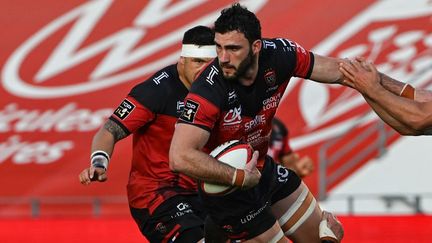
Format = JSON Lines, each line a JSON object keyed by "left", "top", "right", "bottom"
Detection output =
{"left": 251, "top": 39, "right": 262, "bottom": 55}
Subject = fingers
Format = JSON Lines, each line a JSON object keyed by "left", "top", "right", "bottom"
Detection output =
{"left": 339, "top": 64, "right": 355, "bottom": 82}
{"left": 365, "top": 61, "right": 378, "bottom": 75}
{"left": 79, "top": 168, "right": 92, "bottom": 185}
{"left": 79, "top": 166, "right": 107, "bottom": 185}
{"left": 242, "top": 151, "right": 261, "bottom": 189}
{"left": 322, "top": 211, "right": 344, "bottom": 241}
{"left": 245, "top": 151, "right": 259, "bottom": 172}
{"left": 89, "top": 166, "right": 96, "bottom": 180}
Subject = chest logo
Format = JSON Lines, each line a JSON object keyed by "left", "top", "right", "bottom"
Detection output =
{"left": 223, "top": 106, "right": 242, "bottom": 126}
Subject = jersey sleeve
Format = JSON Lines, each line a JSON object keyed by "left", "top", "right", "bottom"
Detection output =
{"left": 269, "top": 38, "right": 315, "bottom": 79}
{"left": 110, "top": 95, "right": 155, "bottom": 135}
{"left": 178, "top": 63, "right": 224, "bottom": 132}
{"left": 109, "top": 77, "right": 167, "bottom": 134}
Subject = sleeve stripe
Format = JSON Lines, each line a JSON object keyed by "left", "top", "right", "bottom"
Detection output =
{"left": 305, "top": 52, "right": 314, "bottom": 79}
{"left": 177, "top": 120, "right": 212, "bottom": 132}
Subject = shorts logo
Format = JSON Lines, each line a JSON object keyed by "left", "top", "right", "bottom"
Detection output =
{"left": 180, "top": 100, "right": 199, "bottom": 123}
{"left": 155, "top": 222, "right": 167, "bottom": 234}
{"left": 277, "top": 165, "right": 289, "bottom": 183}
{"left": 113, "top": 99, "right": 135, "bottom": 120}
{"left": 176, "top": 202, "right": 190, "bottom": 211}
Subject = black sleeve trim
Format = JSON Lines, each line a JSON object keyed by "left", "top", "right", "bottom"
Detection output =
{"left": 109, "top": 116, "right": 131, "bottom": 135}
{"left": 305, "top": 52, "right": 315, "bottom": 79}
{"left": 177, "top": 120, "right": 212, "bottom": 133}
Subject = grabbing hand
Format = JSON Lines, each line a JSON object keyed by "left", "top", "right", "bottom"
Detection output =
{"left": 79, "top": 166, "right": 107, "bottom": 185}
{"left": 241, "top": 151, "right": 261, "bottom": 189}
{"left": 319, "top": 211, "right": 344, "bottom": 243}
{"left": 339, "top": 56, "right": 381, "bottom": 96}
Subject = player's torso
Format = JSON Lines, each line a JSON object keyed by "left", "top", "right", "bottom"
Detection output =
{"left": 208, "top": 63, "right": 289, "bottom": 165}
{"left": 111, "top": 64, "right": 197, "bottom": 209}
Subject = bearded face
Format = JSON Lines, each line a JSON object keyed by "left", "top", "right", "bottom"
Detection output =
{"left": 221, "top": 47, "right": 254, "bottom": 81}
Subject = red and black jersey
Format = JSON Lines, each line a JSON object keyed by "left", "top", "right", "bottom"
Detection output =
{"left": 267, "top": 117, "right": 293, "bottom": 161}
{"left": 110, "top": 64, "right": 197, "bottom": 213}
{"left": 179, "top": 38, "right": 313, "bottom": 170}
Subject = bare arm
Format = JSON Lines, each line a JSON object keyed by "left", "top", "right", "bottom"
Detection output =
{"left": 79, "top": 119, "right": 128, "bottom": 185}
{"left": 92, "top": 119, "right": 127, "bottom": 156}
{"left": 309, "top": 54, "right": 345, "bottom": 84}
{"left": 380, "top": 73, "right": 432, "bottom": 102}
{"left": 169, "top": 123, "right": 260, "bottom": 188}
{"left": 340, "top": 59, "right": 432, "bottom": 134}
{"left": 362, "top": 96, "right": 421, "bottom": 135}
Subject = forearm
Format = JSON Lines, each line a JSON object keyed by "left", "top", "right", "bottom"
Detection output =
{"left": 172, "top": 148, "right": 236, "bottom": 185}
{"left": 91, "top": 119, "right": 127, "bottom": 158}
{"left": 365, "top": 84, "right": 432, "bottom": 132}
{"left": 362, "top": 96, "right": 421, "bottom": 135}
{"left": 169, "top": 124, "right": 236, "bottom": 186}
{"left": 380, "top": 73, "right": 432, "bottom": 102}
{"left": 91, "top": 128, "right": 116, "bottom": 156}
{"left": 309, "top": 54, "right": 344, "bottom": 84}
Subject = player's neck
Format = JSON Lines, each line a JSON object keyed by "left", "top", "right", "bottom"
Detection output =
{"left": 177, "top": 63, "right": 191, "bottom": 90}
{"left": 238, "top": 55, "right": 259, "bottom": 86}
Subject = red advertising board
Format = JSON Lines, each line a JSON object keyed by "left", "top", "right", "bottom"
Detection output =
{"left": 1, "top": 0, "right": 431, "bottom": 204}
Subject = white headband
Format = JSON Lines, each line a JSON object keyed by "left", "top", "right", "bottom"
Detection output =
{"left": 180, "top": 44, "right": 217, "bottom": 58}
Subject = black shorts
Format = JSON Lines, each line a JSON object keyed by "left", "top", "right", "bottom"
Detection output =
{"left": 130, "top": 194, "right": 207, "bottom": 243}
{"left": 199, "top": 156, "right": 301, "bottom": 240}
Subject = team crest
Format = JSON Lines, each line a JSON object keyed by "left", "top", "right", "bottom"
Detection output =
{"left": 264, "top": 70, "right": 276, "bottom": 87}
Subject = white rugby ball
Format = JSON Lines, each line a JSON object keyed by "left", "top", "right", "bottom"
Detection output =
{"left": 201, "top": 140, "right": 253, "bottom": 195}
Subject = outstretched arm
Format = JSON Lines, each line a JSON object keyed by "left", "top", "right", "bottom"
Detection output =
{"left": 309, "top": 54, "right": 346, "bottom": 85}
{"left": 340, "top": 59, "right": 432, "bottom": 135}
{"left": 79, "top": 120, "right": 127, "bottom": 185}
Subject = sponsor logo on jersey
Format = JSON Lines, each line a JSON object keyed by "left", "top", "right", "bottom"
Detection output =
{"left": 245, "top": 114, "right": 266, "bottom": 132}
{"left": 263, "top": 93, "right": 281, "bottom": 111}
{"left": 223, "top": 106, "right": 242, "bottom": 126}
{"left": 113, "top": 99, "right": 135, "bottom": 120}
{"left": 240, "top": 201, "right": 269, "bottom": 224}
{"left": 180, "top": 100, "right": 199, "bottom": 123}
{"left": 228, "top": 90, "right": 238, "bottom": 105}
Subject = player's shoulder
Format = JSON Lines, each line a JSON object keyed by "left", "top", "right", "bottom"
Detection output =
{"left": 261, "top": 38, "right": 301, "bottom": 54}
{"left": 190, "top": 60, "right": 229, "bottom": 106}
{"left": 193, "top": 60, "right": 227, "bottom": 90}
{"left": 130, "top": 64, "right": 179, "bottom": 97}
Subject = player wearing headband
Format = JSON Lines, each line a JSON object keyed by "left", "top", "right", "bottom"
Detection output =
{"left": 78, "top": 26, "right": 216, "bottom": 243}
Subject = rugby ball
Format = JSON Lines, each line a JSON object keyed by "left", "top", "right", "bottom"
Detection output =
{"left": 201, "top": 140, "right": 253, "bottom": 195}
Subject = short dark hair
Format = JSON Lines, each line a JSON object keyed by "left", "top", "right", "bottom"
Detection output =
{"left": 182, "top": 25, "right": 214, "bottom": 46}
{"left": 214, "top": 3, "right": 261, "bottom": 44}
